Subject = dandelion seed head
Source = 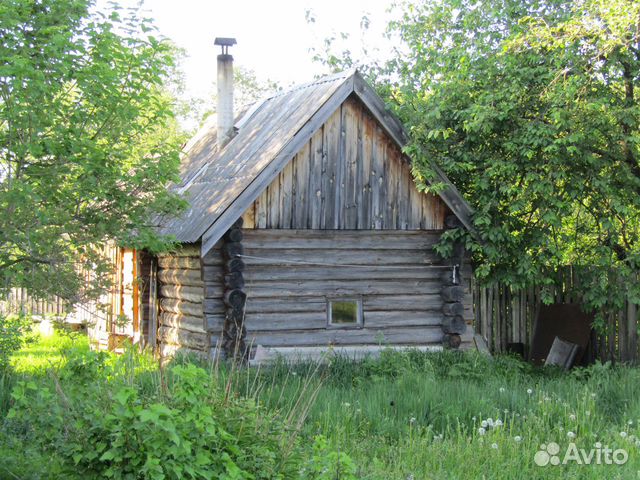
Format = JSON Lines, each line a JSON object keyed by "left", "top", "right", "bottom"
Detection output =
{"left": 620, "top": 432, "right": 628, "bottom": 438}
{"left": 514, "top": 436, "right": 522, "bottom": 443}
{"left": 491, "top": 443, "right": 498, "bottom": 449}
{"left": 567, "top": 431, "right": 576, "bottom": 439}
{"left": 527, "top": 388, "right": 533, "bottom": 395}
{"left": 478, "top": 427, "right": 486, "bottom": 436}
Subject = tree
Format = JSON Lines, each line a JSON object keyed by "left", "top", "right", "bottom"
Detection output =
{"left": 374, "top": 0, "right": 640, "bottom": 319}
{"left": 0, "top": 0, "right": 185, "bottom": 302}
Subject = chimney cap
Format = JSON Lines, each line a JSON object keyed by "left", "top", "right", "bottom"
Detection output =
{"left": 214, "top": 37, "right": 236, "bottom": 55}
{"left": 214, "top": 37, "right": 237, "bottom": 47}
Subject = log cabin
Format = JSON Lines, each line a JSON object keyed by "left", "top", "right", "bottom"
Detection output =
{"left": 85, "top": 38, "right": 476, "bottom": 361}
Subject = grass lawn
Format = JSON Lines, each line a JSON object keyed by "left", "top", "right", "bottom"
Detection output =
{"left": 2, "top": 332, "right": 640, "bottom": 479}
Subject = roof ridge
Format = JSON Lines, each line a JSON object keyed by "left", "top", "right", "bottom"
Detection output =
{"left": 234, "top": 68, "right": 357, "bottom": 132}
{"left": 264, "top": 68, "right": 357, "bottom": 101}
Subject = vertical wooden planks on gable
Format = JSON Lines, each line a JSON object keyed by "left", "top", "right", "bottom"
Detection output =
{"left": 371, "top": 123, "right": 384, "bottom": 229}
{"left": 359, "top": 109, "right": 373, "bottom": 229}
{"left": 241, "top": 204, "right": 256, "bottom": 229}
{"left": 267, "top": 171, "right": 280, "bottom": 227}
{"left": 334, "top": 102, "right": 348, "bottom": 229}
{"left": 384, "top": 139, "right": 397, "bottom": 229}
{"left": 255, "top": 190, "right": 267, "bottom": 228}
{"left": 280, "top": 160, "right": 293, "bottom": 228}
{"left": 398, "top": 160, "right": 410, "bottom": 230}
{"left": 237, "top": 96, "right": 451, "bottom": 232}
{"left": 309, "top": 128, "right": 324, "bottom": 229}
{"left": 408, "top": 166, "right": 421, "bottom": 229}
{"left": 323, "top": 108, "right": 340, "bottom": 229}
{"left": 343, "top": 98, "right": 359, "bottom": 229}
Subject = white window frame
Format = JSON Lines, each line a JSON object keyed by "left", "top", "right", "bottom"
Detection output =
{"left": 326, "top": 297, "right": 363, "bottom": 328}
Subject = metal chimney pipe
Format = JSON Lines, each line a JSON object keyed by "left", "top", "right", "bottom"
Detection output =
{"left": 214, "top": 37, "right": 236, "bottom": 148}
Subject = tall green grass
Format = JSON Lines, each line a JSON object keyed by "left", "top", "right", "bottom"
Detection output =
{"left": 3, "top": 334, "right": 640, "bottom": 479}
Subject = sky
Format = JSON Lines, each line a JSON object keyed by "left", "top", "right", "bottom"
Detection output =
{"left": 97, "top": 0, "right": 398, "bottom": 104}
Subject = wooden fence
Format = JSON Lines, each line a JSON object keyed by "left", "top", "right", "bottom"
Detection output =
{"left": 0, "top": 288, "right": 68, "bottom": 318}
{"left": 0, "top": 287, "right": 115, "bottom": 324}
{"left": 473, "top": 281, "right": 639, "bottom": 363}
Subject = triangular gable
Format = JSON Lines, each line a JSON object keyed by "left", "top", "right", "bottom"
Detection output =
{"left": 158, "top": 70, "right": 473, "bottom": 256}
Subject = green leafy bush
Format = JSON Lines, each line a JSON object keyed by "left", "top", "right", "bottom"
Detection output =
{"left": 5, "top": 361, "right": 303, "bottom": 479}
{"left": 0, "top": 313, "right": 31, "bottom": 370}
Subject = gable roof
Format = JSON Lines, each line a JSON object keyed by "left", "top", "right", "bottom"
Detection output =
{"left": 158, "top": 70, "right": 473, "bottom": 256}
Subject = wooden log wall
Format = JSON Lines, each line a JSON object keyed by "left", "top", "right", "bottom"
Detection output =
{"left": 221, "top": 219, "right": 247, "bottom": 360}
{"left": 473, "top": 267, "right": 640, "bottom": 363}
{"left": 202, "top": 242, "right": 226, "bottom": 357}
{"left": 238, "top": 229, "right": 474, "bottom": 351}
{"left": 440, "top": 215, "right": 468, "bottom": 349}
{"left": 157, "top": 244, "right": 208, "bottom": 358}
{"left": 241, "top": 96, "right": 446, "bottom": 231}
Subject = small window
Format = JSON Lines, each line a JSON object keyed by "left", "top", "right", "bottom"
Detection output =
{"left": 327, "top": 298, "right": 363, "bottom": 327}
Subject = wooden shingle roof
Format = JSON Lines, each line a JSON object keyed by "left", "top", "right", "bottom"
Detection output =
{"left": 158, "top": 70, "right": 473, "bottom": 255}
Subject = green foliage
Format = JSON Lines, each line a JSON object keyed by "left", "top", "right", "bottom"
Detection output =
{"left": 6, "top": 335, "right": 640, "bottom": 479}
{"left": 0, "top": 313, "right": 31, "bottom": 370}
{"left": 386, "top": 0, "right": 640, "bottom": 320}
{"left": 302, "top": 435, "right": 357, "bottom": 480}
{"left": 1, "top": 338, "right": 308, "bottom": 479}
{"left": 0, "top": 0, "right": 186, "bottom": 301}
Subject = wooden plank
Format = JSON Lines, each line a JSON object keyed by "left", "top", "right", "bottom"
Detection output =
{"left": 359, "top": 110, "right": 373, "bottom": 229}
{"left": 241, "top": 229, "right": 442, "bottom": 249}
{"left": 293, "top": 144, "right": 309, "bottom": 228}
{"left": 201, "top": 265, "right": 224, "bottom": 282}
{"left": 159, "top": 311, "right": 205, "bottom": 333}
{"left": 408, "top": 167, "right": 422, "bottom": 229}
{"left": 157, "top": 269, "right": 203, "bottom": 288}
{"left": 309, "top": 127, "right": 324, "bottom": 229}
{"left": 201, "top": 248, "right": 224, "bottom": 266}
{"left": 219, "top": 293, "right": 443, "bottom": 315}
{"left": 159, "top": 285, "right": 204, "bottom": 303}
{"left": 322, "top": 107, "right": 340, "bottom": 228}
{"left": 157, "top": 244, "right": 200, "bottom": 257}
{"left": 159, "top": 298, "right": 203, "bottom": 318}
{"left": 255, "top": 190, "right": 267, "bottom": 228}
{"left": 241, "top": 203, "right": 256, "bottom": 229}
{"left": 243, "top": 265, "right": 446, "bottom": 281}
{"left": 205, "top": 313, "right": 225, "bottom": 333}
{"left": 397, "top": 160, "right": 410, "bottom": 229}
{"left": 247, "top": 326, "right": 445, "bottom": 347}
{"left": 280, "top": 158, "right": 293, "bottom": 228}
{"left": 244, "top": 310, "right": 442, "bottom": 331}
{"left": 266, "top": 172, "right": 279, "bottom": 228}
{"left": 243, "top": 279, "right": 443, "bottom": 298}
{"left": 158, "top": 326, "right": 208, "bottom": 351}
{"left": 157, "top": 256, "right": 201, "bottom": 270}
{"left": 204, "top": 283, "right": 225, "bottom": 298}
{"left": 241, "top": 248, "right": 442, "bottom": 265}
{"left": 343, "top": 98, "right": 358, "bottom": 229}
{"left": 203, "top": 298, "right": 226, "bottom": 314}
{"left": 384, "top": 140, "right": 396, "bottom": 228}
